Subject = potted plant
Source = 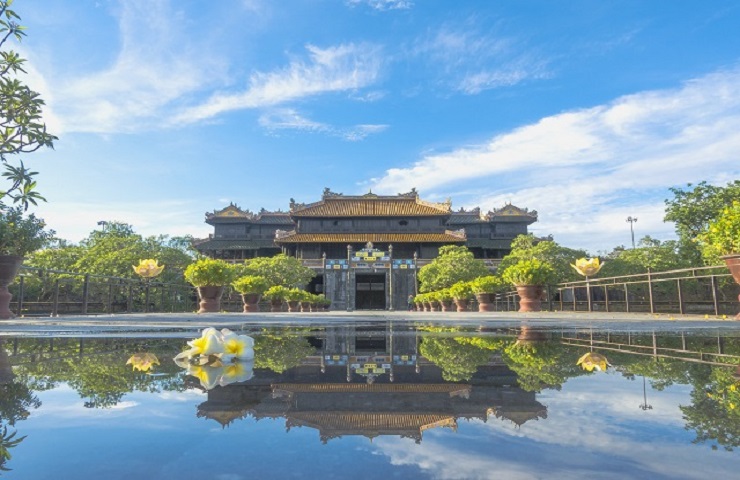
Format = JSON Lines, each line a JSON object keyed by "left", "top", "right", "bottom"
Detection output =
{"left": 449, "top": 281, "right": 474, "bottom": 312}
{"left": 232, "top": 275, "right": 269, "bottom": 313}
{"left": 183, "top": 258, "right": 237, "bottom": 313}
{"left": 284, "top": 288, "right": 305, "bottom": 313}
{"left": 433, "top": 289, "right": 454, "bottom": 312}
{"left": 263, "top": 285, "right": 290, "bottom": 312}
{"left": 696, "top": 200, "right": 740, "bottom": 318}
{"left": 501, "top": 259, "right": 555, "bottom": 312}
{"left": 471, "top": 275, "right": 505, "bottom": 312}
{"left": 0, "top": 207, "right": 54, "bottom": 319}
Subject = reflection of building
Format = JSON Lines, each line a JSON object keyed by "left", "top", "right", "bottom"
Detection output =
{"left": 196, "top": 327, "right": 547, "bottom": 442}
{"left": 195, "top": 189, "right": 537, "bottom": 310}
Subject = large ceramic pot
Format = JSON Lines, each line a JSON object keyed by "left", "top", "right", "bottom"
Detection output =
{"left": 197, "top": 286, "right": 225, "bottom": 313}
{"left": 475, "top": 293, "right": 494, "bottom": 312}
{"left": 241, "top": 293, "right": 261, "bottom": 313}
{"left": 440, "top": 300, "right": 454, "bottom": 312}
{"left": 286, "top": 300, "right": 300, "bottom": 313}
{"left": 516, "top": 285, "right": 544, "bottom": 312}
{"left": 0, "top": 255, "right": 24, "bottom": 320}
{"left": 300, "top": 301, "right": 311, "bottom": 313}
{"left": 721, "top": 254, "right": 740, "bottom": 319}
{"left": 270, "top": 298, "right": 283, "bottom": 312}
{"left": 453, "top": 298, "right": 469, "bottom": 312}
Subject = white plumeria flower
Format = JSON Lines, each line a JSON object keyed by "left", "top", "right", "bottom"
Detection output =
{"left": 218, "top": 360, "right": 255, "bottom": 387}
{"left": 220, "top": 329, "right": 255, "bottom": 361}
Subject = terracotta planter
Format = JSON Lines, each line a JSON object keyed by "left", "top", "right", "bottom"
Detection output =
{"left": 241, "top": 293, "right": 261, "bottom": 313}
{"left": 196, "top": 286, "right": 224, "bottom": 313}
{"left": 440, "top": 300, "right": 454, "bottom": 312}
{"left": 721, "top": 254, "right": 740, "bottom": 319}
{"left": 0, "top": 255, "right": 23, "bottom": 320}
{"left": 287, "top": 300, "right": 300, "bottom": 313}
{"left": 423, "top": 301, "right": 431, "bottom": 312}
{"left": 429, "top": 300, "right": 440, "bottom": 312}
{"left": 516, "top": 285, "right": 544, "bottom": 312}
{"left": 270, "top": 298, "right": 284, "bottom": 312}
{"left": 475, "top": 293, "right": 494, "bottom": 312}
{"left": 300, "top": 301, "right": 311, "bottom": 312}
{"left": 453, "top": 298, "right": 469, "bottom": 312}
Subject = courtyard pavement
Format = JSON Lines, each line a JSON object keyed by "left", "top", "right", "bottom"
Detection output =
{"left": 1, "top": 310, "right": 739, "bottom": 337}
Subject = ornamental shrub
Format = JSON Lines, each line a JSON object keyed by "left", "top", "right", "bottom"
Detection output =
{"left": 449, "top": 281, "right": 474, "bottom": 300}
{"left": 501, "top": 259, "right": 556, "bottom": 286}
{"left": 232, "top": 275, "right": 270, "bottom": 294}
{"left": 183, "top": 258, "right": 237, "bottom": 287}
{"left": 470, "top": 275, "right": 506, "bottom": 294}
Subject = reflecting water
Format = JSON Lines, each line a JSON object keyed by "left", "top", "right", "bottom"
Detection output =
{"left": 1, "top": 324, "right": 739, "bottom": 479}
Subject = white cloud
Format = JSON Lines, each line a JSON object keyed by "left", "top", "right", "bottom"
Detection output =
{"left": 43, "top": 1, "right": 225, "bottom": 134}
{"left": 370, "top": 67, "right": 740, "bottom": 251}
{"left": 258, "top": 108, "right": 388, "bottom": 141}
{"left": 174, "top": 43, "right": 384, "bottom": 124}
{"left": 346, "top": 0, "right": 414, "bottom": 11}
{"left": 411, "top": 24, "right": 551, "bottom": 94}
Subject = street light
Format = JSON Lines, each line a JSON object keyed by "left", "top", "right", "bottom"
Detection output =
{"left": 626, "top": 216, "right": 637, "bottom": 249}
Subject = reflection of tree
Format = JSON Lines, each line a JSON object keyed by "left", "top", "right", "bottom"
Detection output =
{"left": 419, "top": 337, "right": 493, "bottom": 382}
{"left": 503, "top": 340, "right": 583, "bottom": 392}
{"left": 253, "top": 333, "right": 315, "bottom": 374}
{"left": 680, "top": 364, "right": 740, "bottom": 451}
{"left": 12, "top": 339, "right": 186, "bottom": 409}
{"left": 0, "top": 340, "right": 39, "bottom": 473}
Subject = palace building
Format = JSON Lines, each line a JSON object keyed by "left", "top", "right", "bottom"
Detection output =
{"left": 194, "top": 188, "right": 537, "bottom": 310}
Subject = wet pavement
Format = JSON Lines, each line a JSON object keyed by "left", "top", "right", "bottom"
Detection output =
{"left": 1, "top": 310, "right": 739, "bottom": 337}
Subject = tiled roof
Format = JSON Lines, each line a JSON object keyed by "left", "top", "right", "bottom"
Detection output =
{"left": 274, "top": 232, "right": 466, "bottom": 244}
{"left": 206, "top": 204, "right": 292, "bottom": 224}
{"left": 488, "top": 204, "right": 538, "bottom": 220}
{"left": 290, "top": 193, "right": 451, "bottom": 217}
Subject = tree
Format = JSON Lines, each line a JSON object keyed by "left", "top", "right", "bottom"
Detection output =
{"left": 600, "top": 236, "right": 690, "bottom": 276}
{"left": 241, "top": 254, "right": 315, "bottom": 288}
{"left": 497, "top": 234, "right": 588, "bottom": 284}
{"left": 664, "top": 181, "right": 740, "bottom": 265}
{"left": 417, "top": 245, "right": 489, "bottom": 293}
{"left": 0, "top": 1, "right": 57, "bottom": 211}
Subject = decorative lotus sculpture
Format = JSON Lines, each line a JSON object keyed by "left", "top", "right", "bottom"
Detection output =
{"left": 174, "top": 328, "right": 255, "bottom": 389}
{"left": 571, "top": 257, "right": 603, "bottom": 278}
{"left": 576, "top": 352, "right": 610, "bottom": 372}
{"left": 133, "top": 259, "right": 165, "bottom": 279}
{"left": 126, "top": 353, "right": 160, "bottom": 372}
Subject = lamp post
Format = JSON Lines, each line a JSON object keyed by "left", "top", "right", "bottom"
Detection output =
{"left": 626, "top": 216, "right": 637, "bottom": 249}
{"left": 639, "top": 376, "right": 653, "bottom": 411}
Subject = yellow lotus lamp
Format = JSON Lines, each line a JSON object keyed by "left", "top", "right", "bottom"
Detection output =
{"left": 133, "top": 259, "right": 165, "bottom": 279}
{"left": 571, "top": 257, "right": 603, "bottom": 278}
{"left": 126, "top": 352, "right": 160, "bottom": 372}
{"left": 576, "top": 352, "right": 610, "bottom": 372}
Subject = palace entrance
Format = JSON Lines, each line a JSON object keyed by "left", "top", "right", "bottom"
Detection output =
{"left": 355, "top": 274, "right": 386, "bottom": 310}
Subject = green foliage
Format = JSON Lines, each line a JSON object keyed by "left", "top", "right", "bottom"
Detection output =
{"left": 253, "top": 332, "right": 316, "bottom": 373}
{"left": 0, "top": 1, "right": 57, "bottom": 210}
{"left": 498, "top": 234, "right": 587, "bottom": 283}
{"left": 696, "top": 201, "right": 740, "bottom": 263}
{"left": 285, "top": 287, "right": 306, "bottom": 302}
{"left": 600, "top": 236, "right": 691, "bottom": 276}
{"left": 27, "top": 223, "right": 194, "bottom": 283}
{"left": 0, "top": 205, "right": 54, "bottom": 255}
{"left": 664, "top": 181, "right": 740, "bottom": 265}
{"left": 448, "top": 281, "right": 473, "bottom": 300}
{"left": 241, "top": 254, "right": 315, "bottom": 288}
{"left": 431, "top": 288, "right": 452, "bottom": 302}
{"left": 183, "top": 258, "right": 236, "bottom": 287}
{"left": 232, "top": 275, "right": 269, "bottom": 294}
{"left": 470, "top": 275, "right": 505, "bottom": 294}
{"left": 263, "top": 285, "right": 290, "bottom": 300}
{"left": 417, "top": 245, "right": 489, "bottom": 293}
{"left": 419, "top": 336, "right": 492, "bottom": 382}
{"left": 501, "top": 259, "right": 556, "bottom": 286}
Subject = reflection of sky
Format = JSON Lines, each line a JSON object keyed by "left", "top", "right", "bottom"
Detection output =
{"left": 371, "top": 374, "right": 739, "bottom": 480}
{"left": 6, "top": 373, "right": 739, "bottom": 479}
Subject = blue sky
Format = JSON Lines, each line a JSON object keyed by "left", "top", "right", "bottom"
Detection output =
{"left": 16, "top": 0, "right": 740, "bottom": 253}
